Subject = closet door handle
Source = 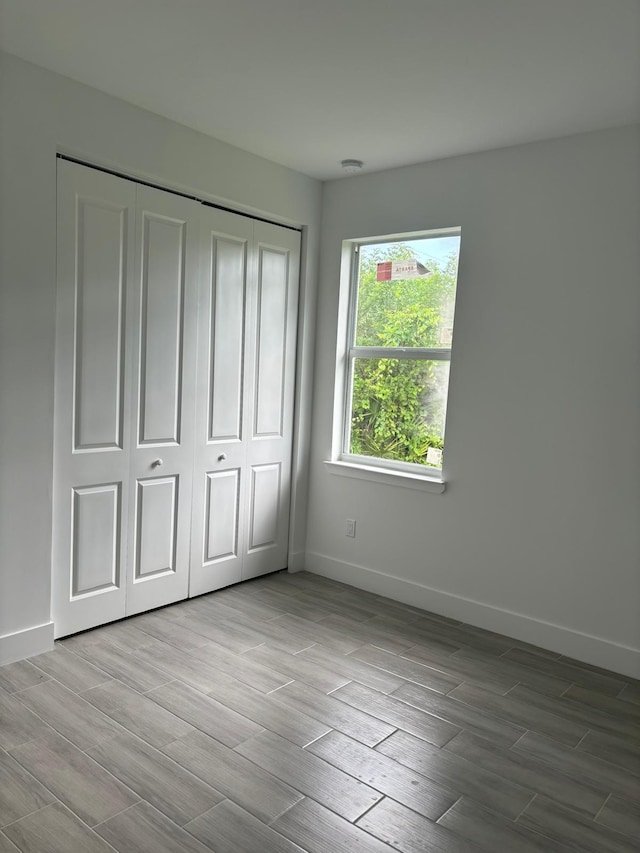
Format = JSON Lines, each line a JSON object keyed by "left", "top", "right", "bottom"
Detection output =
{"left": 152, "top": 458, "right": 164, "bottom": 468}
{"left": 217, "top": 454, "right": 227, "bottom": 462}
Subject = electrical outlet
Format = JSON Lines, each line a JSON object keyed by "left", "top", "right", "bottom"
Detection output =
{"left": 346, "top": 518, "right": 356, "bottom": 538}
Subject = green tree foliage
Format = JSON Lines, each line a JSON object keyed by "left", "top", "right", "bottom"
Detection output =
{"left": 350, "top": 243, "right": 458, "bottom": 466}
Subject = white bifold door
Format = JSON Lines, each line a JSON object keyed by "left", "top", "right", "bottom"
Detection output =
{"left": 52, "top": 160, "right": 299, "bottom": 637}
{"left": 190, "top": 208, "right": 300, "bottom": 596}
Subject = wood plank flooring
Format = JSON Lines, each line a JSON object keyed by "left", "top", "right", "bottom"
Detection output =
{"left": 1, "top": 570, "right": 638, "bottom": 852}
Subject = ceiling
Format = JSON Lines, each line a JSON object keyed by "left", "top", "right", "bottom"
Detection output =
{"left": 1, "top": 0, "right": 639, "bottom": 180}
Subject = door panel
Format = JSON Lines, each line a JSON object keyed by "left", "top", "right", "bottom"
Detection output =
{"left": 53, "top": 161, "right": 135, "bottom": 637}
{"left": 134, "top": 476, "right": 179, "bottom": 580}
{"left": 71, "top": 483, "right": 122, "bottom": 596}
{"left": 190, "top": 208, "right": 253, "bottom": 597}
{"left": 126, "top": 185, "right": 199, "bottom": 616}
{"left": 242, "top": 222, "right": 300, "bottom": 581}
{"left": 204, "top": 468, "right": 241, "bottom": 562}
{"left": 74, "top": 200, "right": 128, "bottom": 450}
{"left": 138, "top": 213, "right": 186, "bottom": 445}
{"left": 254, "top": 246, "right": 289, "bottom": 437}
{"left": 191, "top": 216, "right": 300, "bottom": 590}
{"left": 248, "top": 463, "right": 281, "bottom": 551}
{"left": 209, "top": 234, "right": 247, "bottom": 442}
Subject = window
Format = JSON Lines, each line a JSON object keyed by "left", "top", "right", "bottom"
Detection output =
{"left": 331, "top": 229, "right": 461, "bottom": 488}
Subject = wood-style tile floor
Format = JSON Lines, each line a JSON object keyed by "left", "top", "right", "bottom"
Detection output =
{"left": 1, "top": 570, "right": 639, "bottom": 852}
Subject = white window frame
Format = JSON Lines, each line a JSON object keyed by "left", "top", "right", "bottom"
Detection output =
{"left": 326, "top": 227, "right": 460, "bottom": 493}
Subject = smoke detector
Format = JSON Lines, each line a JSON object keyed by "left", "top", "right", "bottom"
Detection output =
{"left": 340, "top": 159, "right": 364, "bottom": 174}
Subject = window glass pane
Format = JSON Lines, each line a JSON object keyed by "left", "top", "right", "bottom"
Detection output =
{"left": 355, "top": 236, "right": 460, "bottom": 348}
{"left": 349, "top": 358, "right": 450, "bottom": 468}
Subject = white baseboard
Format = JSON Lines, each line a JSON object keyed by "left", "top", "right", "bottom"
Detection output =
{"left": 0, "top": 621, "right": 55, "bottom": 666}
{"left": 304, "top": 551, "right": 640, "bottom": 680}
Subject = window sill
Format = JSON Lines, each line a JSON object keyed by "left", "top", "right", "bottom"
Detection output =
{"left": 324, "top": 460, "right": 446, "bottom": 493}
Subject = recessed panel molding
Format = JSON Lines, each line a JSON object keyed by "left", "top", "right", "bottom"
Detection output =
{"left": 254, "top": 247, "right": 289, "bottom": 438}
{"left": 138, "top": 214, "right": 185, "bottom": 445}
{"left": 134, "top": 475, "right": 179, "bottom": 581}
{"left": 209, "top": 235, "right": 246, "bottom": 442}
{"left": 74, "top": 199, "right": 127, "bottom": 451}
{"left": 71, "top": 482, "right": 121, "bottom": 598}
{"left": 204, "top": 468, "right": 240, "bottom": 563}
{"left": 248, "top": 462, "right": 281, "bottom": 551}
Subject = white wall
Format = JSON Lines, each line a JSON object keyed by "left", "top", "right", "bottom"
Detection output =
{"left": 0, "top": 52, "right": 321, "bottom": 663}
{"left": 306, "top": 126, "right": 640, "bottom": 677}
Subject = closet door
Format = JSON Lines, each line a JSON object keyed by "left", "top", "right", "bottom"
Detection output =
{"left": 190, "top": 210, "right": 300, "bottom": 596}
{"left": 190, "top": 208, "right": 253, "bottom": 596}
{"left": 53, "top": 164, "right": 200, "bottom": 635}
{"left": 125, "top": 186, "right": 200, "bottom": 615}
{"left": 53, "top": 161, "right": 135, "bottom": 636}
{"left": 242, "top": 221, "right": 300, "bottom": 580}
{"left": 54, "top": 160, "right": 301, "bottom": 632}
